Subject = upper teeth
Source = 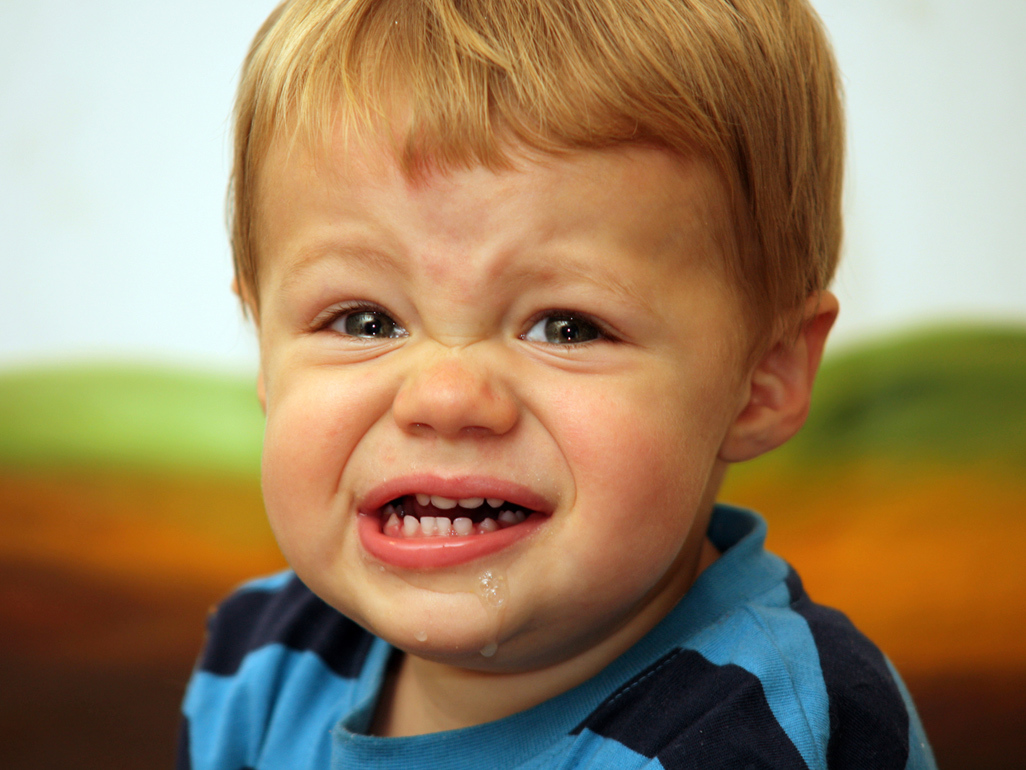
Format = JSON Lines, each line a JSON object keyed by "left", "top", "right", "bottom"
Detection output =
{"left": 415, "top": 494, "right": 503, "bottom": 510}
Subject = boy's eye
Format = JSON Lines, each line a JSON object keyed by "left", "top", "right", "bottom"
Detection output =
{"left": 524, "top": 314, "right": 603, "bottom": 345}
{"left": 330, "top": 309, "right": 407, "bottom": 339}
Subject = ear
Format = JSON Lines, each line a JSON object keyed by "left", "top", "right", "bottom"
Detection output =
{"left": 719, "top": 291, "right": 838, "bottom": 463}
{"left": 256, "top": 368, "right": 267, "bottom": 414}
{"left": 231, "top": 277, "right": 260, "bottom": 324}
{"left": 233, "top": 277, "right": 267, "bottom": 412}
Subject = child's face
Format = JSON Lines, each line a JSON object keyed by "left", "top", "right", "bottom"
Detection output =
{"left": 253, "top": 133, "right": 752, "bottom": 671}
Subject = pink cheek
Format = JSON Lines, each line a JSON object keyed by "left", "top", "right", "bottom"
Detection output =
{"left": 560, "top": 400, "right": 671, "bottom": 481}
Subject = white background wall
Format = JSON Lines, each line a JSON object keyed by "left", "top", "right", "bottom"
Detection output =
{"left": 2, "top": 0, "right": 1024, "bottom": 374}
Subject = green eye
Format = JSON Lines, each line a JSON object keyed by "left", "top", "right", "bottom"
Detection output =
{"left": 525, "top": 314, "right": 602, "bottom": 345}
{"left": 333, "top": 310, "right": 407, "bottom": 339}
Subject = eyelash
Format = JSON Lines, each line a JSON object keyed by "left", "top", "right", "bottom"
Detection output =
{"left": 522, "top": 310, "right": 615, "bottom": 346}
{"left": 312, "top": 304, "right": 616, "bottom": 346}
{"left": 312, "top": 302, "right": 405, "bottom": 337}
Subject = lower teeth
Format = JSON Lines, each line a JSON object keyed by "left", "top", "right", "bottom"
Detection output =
{"left": 382, "top": 507, "right": 527, "bottom": 538}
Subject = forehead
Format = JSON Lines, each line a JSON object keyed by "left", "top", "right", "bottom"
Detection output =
{"left": 252, "top": 127, "right": 738, "bottom": 279}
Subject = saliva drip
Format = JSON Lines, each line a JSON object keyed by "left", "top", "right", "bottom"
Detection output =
{"left": 475, "top": 570, "right": 509, "bottom": 657}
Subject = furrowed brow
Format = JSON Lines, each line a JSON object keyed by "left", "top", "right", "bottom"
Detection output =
{"left": 510, "top": 257, "right": 654, "bottom": 311}
{"left": 278, "top": 242, "right": 403, "bottom": 291}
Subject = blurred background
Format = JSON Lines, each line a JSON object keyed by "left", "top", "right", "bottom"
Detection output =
{"left": 1, "top": 1, "right": 1024, "bottom": 767}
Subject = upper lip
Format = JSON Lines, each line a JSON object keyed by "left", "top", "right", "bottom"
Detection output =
{"left": 359, "top": 474, "right": 554, "bottom": 515}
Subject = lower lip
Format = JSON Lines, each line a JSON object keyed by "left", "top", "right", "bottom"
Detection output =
{"left": 358, "top": 513, "right": 546, "bottom": 569}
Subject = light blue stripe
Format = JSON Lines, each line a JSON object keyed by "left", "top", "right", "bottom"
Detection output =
{"left": 686, "top": 580, "right": 830, "bottom": 769}
{"left": 234, "top": 569, "right": 295, "bottom": 594}
{"left": 184, "top": 644, "right": 354, "bottom": 770}
{"left": 554, "top": 729, "right": 664, "bottom": 770}
{"left": 332, "top": 726, "right": 662, "bottom": 770}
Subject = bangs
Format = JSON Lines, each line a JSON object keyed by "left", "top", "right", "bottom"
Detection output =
{"left": 240, "top": 0, "right": 727, "bottom": 176}
{"left": 232, "top": 0, "right": 844, "bottom": 346}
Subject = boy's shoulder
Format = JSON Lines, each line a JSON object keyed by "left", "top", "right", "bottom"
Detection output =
{"left": 572, "top": 506, "right": 934, "bottom": 769}
{"left": 195, "top": 570, "right": 374, "bottom": 681}
{"left": 179, "top": 508, "right": 935, "bottom": 770}
{"left": 585, "top": 565, "right": 930, "bottom": 769}
{"left": 179, "top": 571, "right": 382, "bottom": 770}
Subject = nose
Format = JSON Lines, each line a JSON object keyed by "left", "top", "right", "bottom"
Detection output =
{"left": 392, "top": 351, "right": 518, "bottom": 438}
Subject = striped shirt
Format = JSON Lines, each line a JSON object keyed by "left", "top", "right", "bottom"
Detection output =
{"left": 178, "top": 505, "right": 936, "bottom": 770}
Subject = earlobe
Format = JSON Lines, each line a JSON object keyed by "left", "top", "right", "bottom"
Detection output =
{"left": 232, "top": 277, "right": 260, "bottom": 324}
{"left": 257, "top": 369, "right": 267, "bottom": 414}
{"left": 718, "top": 291, "right": 838, "bottom": 463}
{"left": 237, "top": 276, "right": 266, "bottom": 413}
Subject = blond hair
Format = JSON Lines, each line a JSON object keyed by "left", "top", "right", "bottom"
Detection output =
{"left": 231, "top": 0, "right": 844, "bottom": 342}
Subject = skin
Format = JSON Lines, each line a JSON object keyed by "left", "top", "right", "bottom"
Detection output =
{"left": 249, "top": 132, "right": 837, "bottom": 737}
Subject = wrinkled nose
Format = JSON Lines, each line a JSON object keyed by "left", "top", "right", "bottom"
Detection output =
{"left": 392, "top": 353, "right": 518, "bottom": 438}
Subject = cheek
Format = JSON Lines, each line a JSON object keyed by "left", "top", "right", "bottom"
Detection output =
{"left": 555, "top": 376, "right": 729, "bottom": 501}
{"left": 541, "top": 370, "right": 737, "bottom": 579}
{"left": 263, "top": 393, "right": 348, "bottom": 486}
{"left": 259, "top": 373, "right": 391, "bottom": 547}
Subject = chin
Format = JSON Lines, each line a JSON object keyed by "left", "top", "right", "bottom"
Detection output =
{"left": 343, "top": 576, "right": 516, "bottom": 663}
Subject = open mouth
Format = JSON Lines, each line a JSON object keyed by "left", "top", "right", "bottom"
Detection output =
{"left": 380, "top": 494, "right": 534, "bottom": 538}
{"left": 359, "top": 480, "right": 550, "bottom": 568}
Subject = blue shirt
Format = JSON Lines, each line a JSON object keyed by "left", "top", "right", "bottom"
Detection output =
{"left": 178, "top": 505, "right": 936, "bottom": 769}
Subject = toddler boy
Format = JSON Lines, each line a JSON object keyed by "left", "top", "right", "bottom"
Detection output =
{"left": 179, "top": 0, "right": 936, "bottom": 767}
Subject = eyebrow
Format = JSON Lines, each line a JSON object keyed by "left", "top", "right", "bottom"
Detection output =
{"left": 495, "top": 240, "right": 679, "bottom": 324}
{"left": 276, "top": 241, "right": 404, "bottom": 292}
{"left": 505, "top": 258, "right": 654, "bottom": 309}
{"left": 274, "top": 237, "right": 661, "bottom": 314}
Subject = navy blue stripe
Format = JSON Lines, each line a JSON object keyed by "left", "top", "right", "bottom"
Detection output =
{"left": 177, "top": 699, "right": 258, "bottom": 770}
{"left": 198, "top": 574, "right": 373, "bottom": 679}
{"left": 785, "top": 569, "right": 910, "bottom": 770}
{"left": 175, "top": 716, "right": 191, "bottom": 770}
{"left": 575, "top": 648, "right": 810, "bottom": 769}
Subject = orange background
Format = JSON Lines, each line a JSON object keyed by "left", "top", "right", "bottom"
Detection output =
{"left": 2, "top": 327, "right": 1024, "bottom": 768}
